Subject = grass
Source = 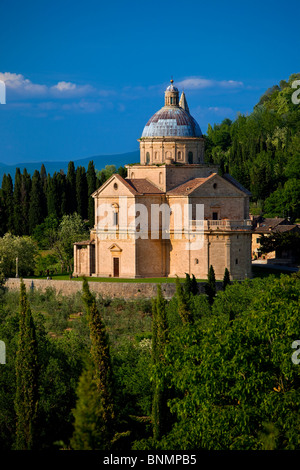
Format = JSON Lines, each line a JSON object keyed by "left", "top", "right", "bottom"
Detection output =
{"left": 26, "top": 274, "right": 207, "bottom": 283}
{"left": 251, "top": 264, "right": 295, "bottom": 278}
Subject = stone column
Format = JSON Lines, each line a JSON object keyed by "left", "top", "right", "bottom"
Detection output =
{"left": 225, "top": 236, "right": 231, "bottom": 274}
{"left": 73, "top": 245, "right": 78, "bottom": 275}
{"left": 203, "top": 234, "right": 210, "bottom": 276}
{"left": 87, "top": 244, "right": 91, "bottom": 276}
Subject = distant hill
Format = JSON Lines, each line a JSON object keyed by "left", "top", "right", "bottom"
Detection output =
{"left": 0, "top": 150, "right": 140, "bottom": 182}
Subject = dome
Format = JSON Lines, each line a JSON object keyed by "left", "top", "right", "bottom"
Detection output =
{"left": 166, "top": 84, "right": 178, "bottom": 92}
{"left": 141, "top": 106, "right": 202, "bottom": 138}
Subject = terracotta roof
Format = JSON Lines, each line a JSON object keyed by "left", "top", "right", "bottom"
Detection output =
{"left": 254, "top": 218, "right": 288, "bottom": 232}
{"left": 273, "top": 224, "right": 300, "bottom": 233}
{"left": 167, "top": 174, "right": 216, "bottom": 195}
{"left": 125, "top": 178, "right": 164, "bottom": 194}
{"left": 74, "top": 240, "right": 94, "bottom": 245}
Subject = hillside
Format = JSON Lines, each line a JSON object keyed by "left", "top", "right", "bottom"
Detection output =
{"left": 205, "top": 73, "right": 300, "bottom": 221}
{"left": 0, "top": 150, "right": 140, "bottom": 182}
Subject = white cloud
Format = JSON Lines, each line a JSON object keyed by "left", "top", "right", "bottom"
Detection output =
{"left": 0, "top": 72, "right": 94, "bottom": 99}
{"left": 177, "top": 76, "right": 244, "bottom": 90}
{"left": 0, "top": 72, "right": 47, "bottom": 96}
{"left": 53, "top": 81, "right": 77, "bottom": 91}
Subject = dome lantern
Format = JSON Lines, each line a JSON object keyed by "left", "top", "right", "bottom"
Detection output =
{"left": 164, "top": 79, "right": 179, "bottom": 106}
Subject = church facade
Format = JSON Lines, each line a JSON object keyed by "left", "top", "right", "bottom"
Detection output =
{"left": 73, "top": 81, "right": 252, "bottom": 280}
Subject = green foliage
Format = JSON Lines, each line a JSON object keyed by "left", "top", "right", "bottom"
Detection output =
{"left": 151, "top": 285, "right": 169, "bottom": 441}
{"left": 54, "top": 213, "right": 89, "bottom": 271}
{"left": 0, "top": 233, "right": 38, "bottom": 277}
{"left": 76, "top": 166, "right": 88, "bottom": 220}
{"left": 14, "top": 280, "right": 39, "bottom": 449}
{"left": 259, "top": 231, "right": 300, "bottom": 262}
{"left": 71, "top": 280, "right": 114, "bottom": 449}
{"left": 29, "top": 170, "right": 45, "bottom": 233}
{"left": 205, "top": 265, "right": 216, "bottom": 304}
{"left": 87, "top": 161, "right": 97, "bottom": 227}
{"left": 175, "top": 276, "right": 192, "bottom": 324}
{"left": 205, "top": 74, "right": 300, "bottom": 219}
{"left": 222, "top": 267, "right": 231, "bottom": 290}
{"left": 154, "top": 275, "right": 300, "bottom": 450}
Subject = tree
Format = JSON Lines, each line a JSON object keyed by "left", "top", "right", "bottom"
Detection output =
{"left": 260, "top": 231, "right": 300, "bottom": 263}
{"left": 14, "top": 280, "right": 39, "bottom": 449}
{"left": 76, "top": 166, "right": 88, "bottom": 220}
{"left": 190, "top": 274, "right": 198, "bottom": 296}
{"left": 29, "top": 170, "right": 44, "bottom": 233}
{"left": 66, "top": 162, "right": 77, "bottom": 214}
{"left": 13, "top": 168, "right": 23, "bottom": 235}
{"left": 205, "top": 265, "right": 216, "bottom": 304}
{"left": 155, "top": 275, "right": 300, "bottom": 450}
{"left": 175, "top": 277, "right": 192, "bottom": 324}
{"left": 1, "top": 174, "right": 14, "bottom": 234}
{"left": 183, "top": 273, "right": 192, "bottom": 297}
{"left": 151, "top": 284, "right": 169, "bottom": 441}
{"left": 87, "top": 161, "right": 97, "bottom": 227}
{"left": 71, "top": 278, "right": 114, "bottom": 449}
{"left": 54, "top": 213, "right": 88, "bottom": 271}
{"left": 20, "top": 169, "right": 32, "bottom": 236}
{"left": 0, "top": 233, "right": 37, "bottom": 277}
{"left": 223, "top": 268, "right": 231, "bottom": 290}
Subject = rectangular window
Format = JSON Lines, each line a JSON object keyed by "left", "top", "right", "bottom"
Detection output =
{"left": 212, "top": 212, "right": 219, "bottom": 220}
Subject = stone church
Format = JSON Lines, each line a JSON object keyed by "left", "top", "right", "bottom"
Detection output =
{"left": 73, "top": 81, "right": 252, "bottom": 280}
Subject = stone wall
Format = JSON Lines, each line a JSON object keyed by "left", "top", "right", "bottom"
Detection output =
{"left": 5, "top": 278, "right": 223, "bottom": 300}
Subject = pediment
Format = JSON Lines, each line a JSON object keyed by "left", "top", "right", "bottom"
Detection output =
{"left": 92, "top": 174, "right": 137, "bottom": 198}
{"left": 189, "top": 174, "right": 247, "bottom": 197}
{"left": 109, "top": 243, "right": 122, "bottom": 252}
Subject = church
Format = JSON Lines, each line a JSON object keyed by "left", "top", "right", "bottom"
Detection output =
{"left": 73, "top": 81, "right": 252, "bottom": 280}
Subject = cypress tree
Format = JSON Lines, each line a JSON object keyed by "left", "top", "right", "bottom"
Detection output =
{"left": 15, "top": 280, "right": 38, "bottom": 450}
{"left": 21, "top": 168, "right": 32, "bottom": 235}
{"left": 66, "top": 161, "right": 77, "bottom": 214}
{"left": 29, "top": 170, "right": 44, "bottom": 233}
{"left": 71, "top": 278, "right": 114, "bottom": 449}
{"left": 190, "top": 274, "right": 199, "bottom": 296}
{"left": 76, "top": 166, "right": 88, "bottom": 220}
{"left": 223, "top": 267, "right": 231, "bottom": 290}
{"left": 152, "top": 284, "right": 169, "bottom": 441}
{"left": 205, "top": 265, "right": 216, "bottom": 305}
{"left": 1, "top": 173, "right": 14, "bottom": 233}
{"left": 183, "top": 273, "right": 192, "bottom": 297}
{"left": 13, "top": 168, "right": 23, "bottom": 235}
{"left": 46, "top": 173, "right": 56, "bottom": 217}
{"left": 175, "top": 276, "right": 192, "bottom": 324}
{"left": 87, "top": 161, "right": 97, "bottom": 227}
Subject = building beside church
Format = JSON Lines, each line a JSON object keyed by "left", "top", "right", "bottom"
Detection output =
{"left": 73, "top": 81, "right": 252, "bottom": 280}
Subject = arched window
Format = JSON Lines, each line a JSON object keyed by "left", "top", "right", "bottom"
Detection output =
{"left": 112, "top": 203, "right": 119, "bottom": 226}
{"left": 146, "top": 152, "right": 150, "bottom": 164}
{"left": 178, "top": 151, "right": 182, "bottom": 160}
{"left": 131, "top": 172, "right": 135, "bottom": 179}
{"left": 154, "top": 151, "right": 158, "bottom": 160}
{"left": 188, "top": 151, "right": 193, "bottom": 164}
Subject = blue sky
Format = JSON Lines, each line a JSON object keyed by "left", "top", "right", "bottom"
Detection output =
{"left": 0, "top": 0, "right": 299, "bottom": 164}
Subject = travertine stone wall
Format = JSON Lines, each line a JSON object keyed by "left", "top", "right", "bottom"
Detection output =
{"left": 5, "top": 278, "right": 224, "bottom": 299}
